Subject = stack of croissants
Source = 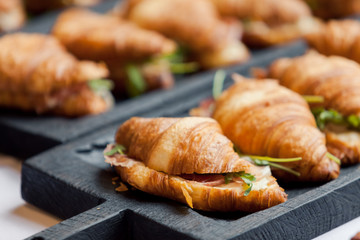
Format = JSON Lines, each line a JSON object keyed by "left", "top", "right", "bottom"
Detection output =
{"left": 1, "top": 0, "right": 360, "bottom": 212}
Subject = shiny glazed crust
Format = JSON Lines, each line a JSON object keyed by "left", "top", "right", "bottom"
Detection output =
{"left": 212, "top": 75, "right": 339, "bottom": 182}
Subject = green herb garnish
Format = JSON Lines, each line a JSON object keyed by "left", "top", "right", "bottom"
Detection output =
{"left": 223, "top": 171, "right": 255, "bottom": 196}
{"left": 311, "top": 107, "right": 360, "bottom": 130}
{"left": 104, "top": 144, "right": 125, "bottom": 156}
{"left": 125, "top": 64, "right": 146, "bottom": 97}
{"left": 170, "top": 62, "right": 199, "bottom": 74}
{"left": 88, "top": 79, "right": 114, "bottom": 92}
{"left": 240, "top": 154, "right": 302, "bottom": 163}
{"left": 326, "top": 152, "right": 341, "bottom": 165}
{"left": 253, "top": 159, "right": 301, "bottom": 177}
{"left": 212, "top": 70, "right": 226, "bottom": 100}
{"left": 303, "top": 95, "right": 324, "bottom": 103}
{"left": 234, "top": 147, "right": 301, "bottom": 177}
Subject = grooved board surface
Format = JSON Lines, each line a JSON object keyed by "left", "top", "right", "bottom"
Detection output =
{"left": 21, "top": 39, "right": 360, "bottom": 239}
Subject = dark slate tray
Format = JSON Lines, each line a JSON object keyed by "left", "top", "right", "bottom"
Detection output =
{"left": 22, "top": 42, "right": 360, "bottom": 238}
{"left": 0, "top": 0, "right": 309, "bottom": 158}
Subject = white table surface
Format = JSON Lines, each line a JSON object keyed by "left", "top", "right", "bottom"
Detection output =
{"left": 1, "top": 153, "right": 359, "bottom": 240}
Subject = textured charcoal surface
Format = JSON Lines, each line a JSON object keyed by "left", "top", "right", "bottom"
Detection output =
{"left": 0, "top": 0, "right": 308, "bottom": 158}
{"left": 22, "top": 65, "right": 360, "bottom": 239}
{"left": 22, "top": 112, "right": 360, "bottom": 240}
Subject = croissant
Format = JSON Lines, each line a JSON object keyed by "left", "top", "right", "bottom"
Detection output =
{"left": 0, "top": 0, "right": 25, "bottom": 32}
{"left": 268, "top": 51, "right": 360, "bottom": 165}
{"left": 212, "top": 75, "right": 340, "bottom": 182}
{"left": 24, "top": 0, "right": 101, "bottom": 14}
{"left": 0, "top": 33, "right": 113, "bottom": 116}
{"left": 208, "top": 0, "right": 321, "bottom": 47}
{"left": 52, "top": 8, "right": 176, "bottom": 95}
{"left": 119, "top": 0, "right": 250, "bottom": 68}
{"left": 306, "top": 20, "right": 360, "bottom": 64}
{"left": 105, "top": 117, "right": 287, "bottom": 212}
{"left": 304, "top": 0, "right": 360, "bottom": 19}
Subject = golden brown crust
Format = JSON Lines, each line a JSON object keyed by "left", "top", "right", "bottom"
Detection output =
{"left": 0, "top": 33, "right": 108, "bottom": 94}
{"left": 115, "top": 117, "right": 257, "bottom": 175}
{"left": 212, "top": 75, "right": 339, "bottom": 182}
{"left": 107, "top": 155, "right": 287, "bottom": 212}
{"left": 325, "top": 129, "right": 360, "bottom": 166}
{"left": 208, "top": 0, "right": 319, "bottom": 47}
{"left": 269, "top": 51, "right": 360, "bottom": 165}
{"left": 210, "top": 0, "right": 311, "bottom": 25}
{"left": 306, "top": 0, "right": 360, "bottom": 19}
{"left": 0, "top": 0, "right": 25, "bottom": 32}
{"left": 25, "top": 0, "right": 100, "bottom": 14}
{"left": 243, "top": 17, "right": 322, "bottom": 47}
{"left": 122, "top": 0, "right": 249, "bottom": 68}
{"left": 52, "top": 8, "right": 176, "bottom": 63}
{"left": 0, "top": 33, "right": 112, "bottom": 116}
{"left": 306, "top": 20, "right": 360, "bottom": 63}
{"left": 269, "top": 51, "right": 360, "bottom": 116}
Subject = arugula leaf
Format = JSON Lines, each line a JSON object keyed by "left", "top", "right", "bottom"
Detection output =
{"left": 326, "top": 152, "right": 341, "bottom": 165}
{"left": 240, "top": 154, "right": 302, "bottom": 163}
{"left": 88, "top": 79, "right": 114, "bottom": 92}
{"left": 170, "top": 62, "right": 199, "bottom": 74}
{"left": 302, "top": 95, "right": 324, "bottom": 103}
{"left": 125, "top": 64, "right": 146, "bottom": 97}
{"left": 234, "top": 148, "right": 301, "bottom": 177}
{"left": 223, "top": 171, "right": 255, "bottom": 196}
{"left": 347, "top": 115, "right": 360, "bottom": 128}
{"left": 212, "top": 70, "right": 226, "bottom": 100}
{"left": 104, "top": 144, "right": 126, "bottom": 156}
{"left": 311, "top": 107, "right": 360, "bottom": 130}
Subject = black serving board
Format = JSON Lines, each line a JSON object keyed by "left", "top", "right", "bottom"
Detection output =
{"left": 22, "top": 41, "right": 360, "bottom": 238}
{"left": 21, "top": 97, "right": 360, "bottom": 240}
{"left": 0, "top": 0, "right": 309, "bottom": 158}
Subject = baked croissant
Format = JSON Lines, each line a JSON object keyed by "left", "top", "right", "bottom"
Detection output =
{"left": 208, "top": 0, "right": 321, "bottom": 47}
{"left": 306, "top": 20, "right": 360, "bottom": 64}
{"left": 304, "top": 0, "right": 360, "bottom": 19}
{"left": 269, "top": 51, "right": 360, "bottom": 165}
{"left": 0, "top": 0, "right": 25, "bottom": 32}
{"left": 212, "top": 75, "right": 340, "bottom": 181}
{"left": 118, "top": 0, "right": 250, "bottom": 69}
{"left": 0, "top": 33, "right": 113, "bottom": 116}
{"left": 105, "top": 117, "right": 287, "bottom": 212}
{"left": 24, "top": 0, "right": 101, "bottom": 14}
{"left": 52, "top": 8, "right": 176, "bottom": 95}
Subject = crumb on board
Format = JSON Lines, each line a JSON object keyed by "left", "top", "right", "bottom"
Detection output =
{"left": 115, "top": 182, "right": 128, "bottom": 192}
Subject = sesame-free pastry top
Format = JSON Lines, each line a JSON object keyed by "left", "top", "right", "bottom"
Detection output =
{"left": 306, "top": 20, "right": 360, "bottom": 64}
{"left": 105, "top": 117, "right": 287, "bottom": 212}
{"left": 118, "top": 0, "right": 250, "bottom": 69}
{"left": 208, "top": 0, "right": 321, "bottom": 47}
{"left": 0, "top": 33, "right": 113, "bottom": 116}
{"left": 269, "top": 51, "right": 360, "bottom": 165}
{"left": 52, "top": 8, "right": 176, "bottom": 95}
{"left": 212, "top": 75, "right": 340, "bottom": 181}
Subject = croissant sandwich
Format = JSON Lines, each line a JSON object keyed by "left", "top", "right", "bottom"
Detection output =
{"left": 206, "top": 75, "right": 339, "bottom": 182}
{"left": 0, "top": 33, "right": 113, "bottom": 116}
{"left": 52, "top": 8, "right": 176, "bottom": 97}
{"left": 304, "top": 0, "right": 360, "bottom": 19}
{"left": 105, "top": 117, "right": 287, "bottom": 212}
{"left": 306, "top": 20, "right": 360, "bottom": 64}
{"left": 24, "top": 0, "right": 101, "bottom": 14}
{"left": 117, "top": 0, "right": 250, "bottom": 69}
{"left": 269, "top": 51, "right": 360, "bottom": 165}
{"left": 0, "top": 0, "right": 25, "bottom": 32}
{"left": 208, "top": 0, "right": 321, "bottom": 47}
